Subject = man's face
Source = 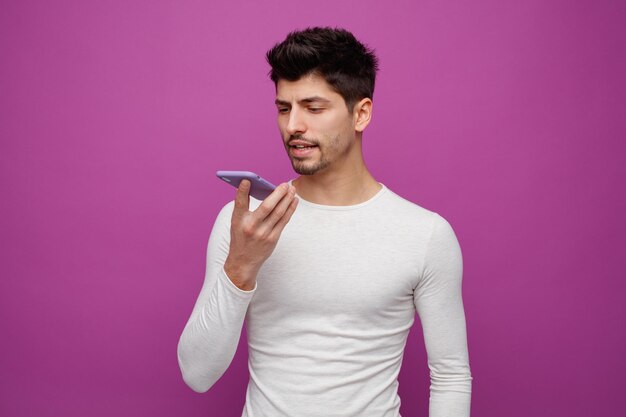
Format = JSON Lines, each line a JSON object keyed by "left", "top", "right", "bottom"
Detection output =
{"left": 275, "top": 73, "right": 357, "bottom": 176}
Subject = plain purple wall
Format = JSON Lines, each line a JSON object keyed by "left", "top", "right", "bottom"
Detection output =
{"left": 1, "top": 0, "right": 625, "bottom": 416}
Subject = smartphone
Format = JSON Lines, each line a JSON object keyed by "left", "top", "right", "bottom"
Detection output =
{"left": 216, "top": 171, "right": 277, "bottom": 200}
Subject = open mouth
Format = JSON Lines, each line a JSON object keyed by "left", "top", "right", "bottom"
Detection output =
{"left": 290, "top": 145, "right": 318, "bottom": 157}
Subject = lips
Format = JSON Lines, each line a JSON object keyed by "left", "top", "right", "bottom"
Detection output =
{"left": 288, "top": 139, "right": 317, "bottom": 148}
{"left": 288, "top": 139, "right": 318, "bottom": 158}
{"left": 289, "top": 140, "right": 317, "bottom": 158}
{"left": 291, "top": 147, "right": 316, "bottom": 156}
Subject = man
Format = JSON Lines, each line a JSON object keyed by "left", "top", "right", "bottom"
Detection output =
{"left": 178, "top": 27, "right": 473, "bottom": 417}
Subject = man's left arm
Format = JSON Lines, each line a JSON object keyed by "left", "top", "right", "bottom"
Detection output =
{"left": 414, "top": 212, "right": 473, "bottom": 417}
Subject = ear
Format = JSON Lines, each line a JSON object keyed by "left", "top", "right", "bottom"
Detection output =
{"left": 353, "top": 98, "right": 372, "bottom": 132}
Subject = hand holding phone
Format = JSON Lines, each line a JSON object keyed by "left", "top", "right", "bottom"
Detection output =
{"left": 217, "top": 171, "right": 299, "bottom": 291}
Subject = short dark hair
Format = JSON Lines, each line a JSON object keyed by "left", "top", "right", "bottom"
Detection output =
{"left": 265, "top": 26, "right": 379, "bottom": 113}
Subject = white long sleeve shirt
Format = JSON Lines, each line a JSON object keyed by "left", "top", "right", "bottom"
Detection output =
{"left": 177, "top": 181, "right": 472, "bottom": 416}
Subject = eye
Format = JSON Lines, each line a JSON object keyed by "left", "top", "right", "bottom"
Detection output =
{"left": 308, "top": 108, "right": 323, "bottom": 113}
{"left": 277, "top": 108, "right": 289, "bottom": 114}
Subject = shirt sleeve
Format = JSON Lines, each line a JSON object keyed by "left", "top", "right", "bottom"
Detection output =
{"left": 177, "top": 200, "right": 257, "bottom": 393}
{"left": 413, "top": 212, "right": 473, "bottom": 417}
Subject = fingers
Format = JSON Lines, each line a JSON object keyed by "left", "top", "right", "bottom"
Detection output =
{"left": 233, "top": 179, "right": 251, "bottom": 218}
{"left": 269, "top": 195, "right": 299, "bottom": 240}
{"left": 262, "top": 185, "right": 296, "bottom": 230}
{"left": 254, "top": 183, "right": 291, "bottom": 221}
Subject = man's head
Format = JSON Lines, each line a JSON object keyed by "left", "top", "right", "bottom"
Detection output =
{"left": 266, "top": 26, "right": 379, "bottom": 114}
{"left": 266, "top": 27, "right": 379, "bottom": 176}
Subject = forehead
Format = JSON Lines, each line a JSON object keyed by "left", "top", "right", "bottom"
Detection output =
{"left": 275, "top": 73, "right": 342, "bottom": 102}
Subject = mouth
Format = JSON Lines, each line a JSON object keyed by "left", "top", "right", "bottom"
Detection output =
{"left": 289, "top": 144, "right": 318, "bottom": 157}
{"left": 287, "top": 137, "right": 319, "bottom": 157}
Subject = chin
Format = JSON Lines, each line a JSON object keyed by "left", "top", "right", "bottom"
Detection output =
{"left": 292, "top": 160, "right": 330, "bottom": 176}
{"left": 295, "top": 169, "right": 317, "bottom": 175}
{"left": 292, "top": 165, "right": 318, "bottom": 175}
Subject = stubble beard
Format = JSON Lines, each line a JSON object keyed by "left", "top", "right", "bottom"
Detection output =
{"left": 288, "top": 133, "right": 341, "bottom": 176}
{"left": 292, "top": 153, "right": 330, "bottom": 175}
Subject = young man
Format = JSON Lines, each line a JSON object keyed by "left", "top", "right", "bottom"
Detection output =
{"left": 178, "top": 27, "right": 473, "bottom": 417}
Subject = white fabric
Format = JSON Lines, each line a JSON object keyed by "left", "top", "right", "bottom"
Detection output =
{"left": 177, "top": 181, "right": 472, "bottom": 416}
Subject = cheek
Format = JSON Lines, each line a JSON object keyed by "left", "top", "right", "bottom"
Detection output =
{"left": 317, "top": 114, "right": 348, "bottom": 135}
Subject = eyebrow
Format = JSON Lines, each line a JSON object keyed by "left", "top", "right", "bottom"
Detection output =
{"left": 275, "top": 96, "right": 331, "bottom": 106}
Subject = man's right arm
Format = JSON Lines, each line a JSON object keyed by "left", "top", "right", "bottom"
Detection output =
{"left": 177, "top": 181, "right": 298, "bottom": 393}
{"left": 177, "top": 201, "right": 255, "bottom": 393}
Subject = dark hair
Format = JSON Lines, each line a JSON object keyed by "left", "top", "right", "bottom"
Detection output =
{"left": 265, "top": 26, "right": 379, "bottom": 113}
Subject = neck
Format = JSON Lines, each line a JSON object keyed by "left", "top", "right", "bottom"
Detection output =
{"left": 292, "top": 141, "right": 382, "bottom": 206}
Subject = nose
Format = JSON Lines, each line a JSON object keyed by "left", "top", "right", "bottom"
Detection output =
{"left": 285, "top": 108, "right": 306, "bottom": 136}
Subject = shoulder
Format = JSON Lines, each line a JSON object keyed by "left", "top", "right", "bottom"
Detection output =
{"left": 380, "top": 186, "right": 460, "bottom": 246}
{"left": 380, "top": 185, "right": 438, "bottom": 224}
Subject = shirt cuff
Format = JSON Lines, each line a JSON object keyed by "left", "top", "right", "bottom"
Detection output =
{"left": 219, "top": 265, "right": 258, "bottom": 297}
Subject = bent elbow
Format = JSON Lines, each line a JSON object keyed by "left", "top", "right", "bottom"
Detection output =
{"left": 178, "top": 355, "right": 214, "bottom": 393}
{"left": 177, "top": 344, "right": 210, "bottom": 393}
{"left": 181, "top": 371, "right": 211, "bottom": 393}
{"left": 177, "top": 323, "right": 237, "bottom": 394}
{"left": 177, "top": 343, "right": 222, "bottom": 393}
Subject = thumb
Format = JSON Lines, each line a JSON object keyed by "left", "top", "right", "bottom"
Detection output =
{"left": 234, "top": 179, "right": 251, "bottom": 216}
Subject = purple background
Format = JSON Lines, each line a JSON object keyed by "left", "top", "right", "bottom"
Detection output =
{"left": 1, "top": 1, "right": 625, "bottom": 416}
